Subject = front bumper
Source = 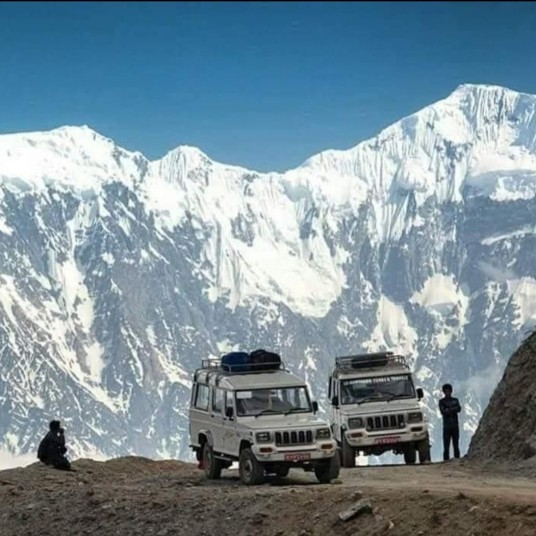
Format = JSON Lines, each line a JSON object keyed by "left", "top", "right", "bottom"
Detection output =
{"left": 251, "top": 440, "right": 337, "bottom": 463}
{"left": 344, "top": 427, "right": 428, "bottom": 448}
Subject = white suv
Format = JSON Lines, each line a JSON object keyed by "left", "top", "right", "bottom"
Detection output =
{"left": 189, "top": 358, "right": 340, "bottom": 485}
{"left": 329, "top": 352, "right": 431, "bottom": 467}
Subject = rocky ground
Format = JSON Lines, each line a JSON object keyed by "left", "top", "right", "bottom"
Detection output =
{"left": 2, "top": 457, "right": 536, "bottom": 536}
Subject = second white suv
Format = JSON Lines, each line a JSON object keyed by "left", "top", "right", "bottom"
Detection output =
{"left": 329, "top": 351, "right": 431, "bottom": 467}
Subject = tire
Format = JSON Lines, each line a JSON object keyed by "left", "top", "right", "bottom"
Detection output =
{"left": 239, "top": 448, "right": 265, "bottom": 486}
{"left": 315, "top": 454, "right": 341, "bottom": 484}
{"left": 274, "top": 466, "right": 290, "bottom": 478}
{"left": 403, "top": 445, "right": 417, "bottom": 465}
{"left": 417, "top": 438, "right": 431, "bottom": 464}
{"left": 203, "top": 442, "right": 223, "bottom": 480}
{"left": 341, "top": 434, "right": 356, "bottom": 468}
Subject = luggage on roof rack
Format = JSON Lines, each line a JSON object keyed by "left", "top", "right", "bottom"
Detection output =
{"left": 219, "top": 350, "right": 282, "bottom": 373}
{"left": 221, "top": 352, "right": 251, "bottom": 373}
{"left": 250, "top": 349, "right": 281, "bottom": 372}
{"left": 335, "top": 351, "right": 394, "bottom": 370}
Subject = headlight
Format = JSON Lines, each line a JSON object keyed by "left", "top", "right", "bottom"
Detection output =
{"left": 407, "top": 412, "right": 423, "bottom": 423}
{"left": 255, "top": 432, "right": 271, "bottom": 443}
{"left": 316, "top": 428, "right": 331, "bottom": 439}
{"left": 348, "top": 418, "right": 364, "bottom": 429}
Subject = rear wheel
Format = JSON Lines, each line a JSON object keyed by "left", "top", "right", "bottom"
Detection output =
{"left": 417, "top": 438, "right": 431, "bottom": 464}
{"left": 341, "top": 434, "right": 356, "bottom": 468}
{"left": 203, "top": 443, "right": 223, "bottom": 479}
{"left": 239, "top": 448, "right": 265, "bottom": 486}
{"left": 403, "top": 445, "right": 417, "bottom": 465}
{"left": 315, "top": 454, "right": 341, "bottom": 484}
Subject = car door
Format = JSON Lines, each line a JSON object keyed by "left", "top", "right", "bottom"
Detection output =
{"left": 222, "top": 391, "right": 240, "bottom": 455}
{"left": 210, "top": 387, "right": 226, "bottom": 453}
{"left": 190, "top": 382, "right": 211, "bottom": 447}
{"left": 330, "top": 377, "right": 343, "bottom": 441}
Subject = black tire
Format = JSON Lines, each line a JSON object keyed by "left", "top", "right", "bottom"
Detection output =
{"left": 341, "top": 434, "right": 356, "bottom": 468}
{"left": 239, "top": 448, "right": 265, "bottom": 485}
{"left": 403, "top": 445, "right": 417, "bottom": 465}
{"left": 417, "top": 438, "right": 431, "bottom": 464}
{"left": 203, "top": 442, "right": 223, "bottom": 480}
{"left": 315, "top": 454, "right": 341, "bottom": 484}
{"left": 274, "top": 466, "right": 290, "bottom": 478}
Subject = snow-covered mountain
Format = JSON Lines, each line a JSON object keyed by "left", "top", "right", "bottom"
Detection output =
{"left": 1, "top": 83, "right": 536, "bottom": 465}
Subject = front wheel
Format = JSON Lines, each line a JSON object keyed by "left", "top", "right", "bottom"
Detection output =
{"left": 239, "top": 448, "right": 265, "bottom": 486}
{"left": 203, "top": 443, "right": 223, "bottom": 479}
{"left": 403, "top": 446, "right": 417, "bottom": 465}
{"left": 417, "top": 438, "right": 431, "bottom": 464}
{"left": 341, "top": 434, "right": 356, "bottom": 468}
{"left": 315, "top": 454, "right": 341, "bottom": 484}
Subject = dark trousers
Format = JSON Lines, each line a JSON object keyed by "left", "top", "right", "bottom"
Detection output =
{"left": 42, "top": 456, "right": 72, "bottom": 471}
{"left": 443, "top": 426, "right": 460, "bottom": 461}
{"left": 53, "top": 457, "right": 72, "bottom": 471}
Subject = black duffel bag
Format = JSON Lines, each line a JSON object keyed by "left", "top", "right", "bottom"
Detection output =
{"left": 249, "top": 349, "right": 281, "bottom": 371}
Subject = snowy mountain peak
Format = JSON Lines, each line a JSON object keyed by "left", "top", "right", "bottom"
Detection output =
{"left": 451, "top": 82, "right": 518, "bottom": 96}
{"left": 0, "top": 125, "right": 147, "bottom": 192}
{"left": 159, "top": 144, "right": 213, "bottom": 171}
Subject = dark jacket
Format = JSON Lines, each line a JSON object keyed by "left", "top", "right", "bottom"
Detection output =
{"left": 439, "top": 396, "right": 461, "bottom": 429}
{"left": 37, "top": 430, "right": 67, "bottom": 465}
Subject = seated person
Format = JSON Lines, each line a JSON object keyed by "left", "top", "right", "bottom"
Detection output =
{"left": 37, "top": 420, "right": 72, "bottom": 471}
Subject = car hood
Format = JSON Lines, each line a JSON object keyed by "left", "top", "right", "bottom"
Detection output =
{"left": 338, "top": 399, "right": 422, "bottom": 417}
{"left": 237, "top": 414, "right": 329, "bottom": 430}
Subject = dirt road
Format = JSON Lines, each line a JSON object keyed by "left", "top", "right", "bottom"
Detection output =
{"left": 1, "top": 457, "right": 535, "bottom": 536}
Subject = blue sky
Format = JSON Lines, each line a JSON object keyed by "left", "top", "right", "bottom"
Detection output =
{"left": 1, "top": 2, "right": 536, "bottom": 171}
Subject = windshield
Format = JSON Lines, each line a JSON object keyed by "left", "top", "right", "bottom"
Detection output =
{"left": 340, "top": 374, "right": 415, "bottom": 405}
{"left": 235, "top": 387, "right": 312, "bottom": 417}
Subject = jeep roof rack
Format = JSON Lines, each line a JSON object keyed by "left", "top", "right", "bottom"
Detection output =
{"left": 334, "top": 351, "right": 408, "bottom": 371}
{"left": 199, "top": 357, "right": 287, "bottom": 375}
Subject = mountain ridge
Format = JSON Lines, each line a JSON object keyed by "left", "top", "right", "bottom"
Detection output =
{"left": 1, "top": 83, "right": 535, "bottom": 188}
{"left": 1, "top": 82, "right": 536, "bottom": 466}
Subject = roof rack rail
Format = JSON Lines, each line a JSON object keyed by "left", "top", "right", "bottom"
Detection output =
{"left": 335, "top": 351, "right": 408, "bottom": 370}
{"left": 200, "top": 358, "right": 286, "bottom": 375}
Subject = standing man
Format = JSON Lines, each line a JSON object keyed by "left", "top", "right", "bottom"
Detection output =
{"left": 439, "top": 383, "right": 462, "bottom": 461}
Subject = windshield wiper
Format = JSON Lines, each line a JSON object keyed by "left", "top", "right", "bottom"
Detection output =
{"left": 254, "top": 409, "right": 282, "bottom": 418}
{"left": 377, "top": 391, "right": 396, "bottom": 402}
{"left": 356, "top": 396, "right": 378, "bottom": 405}
{"left": 283, "top": 407, "right": 309, "bottom": 415}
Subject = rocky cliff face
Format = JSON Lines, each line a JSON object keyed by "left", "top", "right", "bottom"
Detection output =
{"left": 1, "top": 84, "right": 536, "bottom": 464}
{"left": 468, "top": 330, "right": 536, "bottom": 462}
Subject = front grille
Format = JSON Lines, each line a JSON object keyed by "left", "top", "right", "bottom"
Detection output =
{"left": 275, "top": 430, "right": 313, "bottom": 446}
{"left": 366, "top": 414, "right": 404, "bottom": 431}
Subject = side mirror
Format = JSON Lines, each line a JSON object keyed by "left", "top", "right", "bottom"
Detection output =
{"left": 312, "top": 401, "right": 319, "bottom": 413}
{"left": 416, "top": 388, "right": 424, "bottom": 400}
{"left": 331, "top": 396, "right": 339, "bottom": 407}
{"left": 225, "top": 407, "right": 234, "bottom": 419}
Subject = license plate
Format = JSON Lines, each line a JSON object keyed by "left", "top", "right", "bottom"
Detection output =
{"left": 284, "top": 453, "right": 311, "bottom": 461}
{"left": 374, "top": 436, "right": 400, "bottom": 445}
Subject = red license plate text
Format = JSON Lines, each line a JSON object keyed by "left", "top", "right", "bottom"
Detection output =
{"left": 284, "top": 453, "right": 311, "bottom": 461}
{"left": 374, "top": 436, "right": 400, "bottom": 445}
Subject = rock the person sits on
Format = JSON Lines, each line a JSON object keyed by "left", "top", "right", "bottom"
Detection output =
{"left": 37, "top": 420, "right": 73, "bottom": 471}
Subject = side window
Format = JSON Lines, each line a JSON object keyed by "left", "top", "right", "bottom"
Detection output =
{"left": 225, "top": 392, "right": 234, "bottom": 415}
{"left": 194, "top": 384, "right": 209, "bottom": 410}
{"left": 212, "top": 388, "right": 225, "bottom": 414}
{"left": 328, "top": 377, "right": 332, "bottom": 398}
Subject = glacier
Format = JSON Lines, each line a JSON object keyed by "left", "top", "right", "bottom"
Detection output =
{"left": 1, "top": 83, "right": 536, "bottom": 465}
